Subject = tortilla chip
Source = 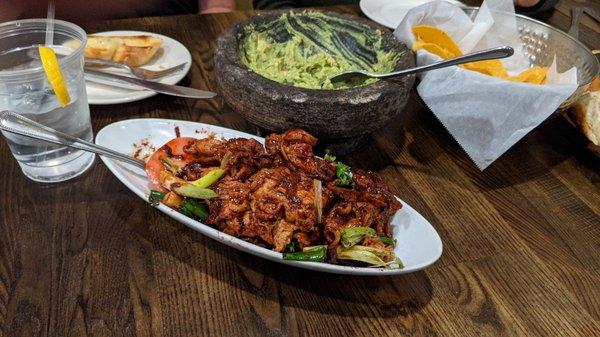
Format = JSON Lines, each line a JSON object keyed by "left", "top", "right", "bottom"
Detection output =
{"left": 412, "top": 25, "right": 463, "bottom": 57}
{"left": 412, "top": 40, "right": 457, "bottom": 59}
{"left": 461, "top": 60, "right": 509, "bottom": 79}
{"left": 510, "top": 66, "right": 549, "bottom": 84}
{"left": 411, "top": 25, "right": 548, "bottom": 85}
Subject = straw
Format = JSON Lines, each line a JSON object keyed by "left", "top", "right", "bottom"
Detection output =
{"left": 44, "top": 0, "right": 55, "bottom": 46}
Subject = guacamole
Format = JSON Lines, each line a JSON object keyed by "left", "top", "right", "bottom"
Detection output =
{"left": 239, "top": 12, "right": 400, "bottom": 90}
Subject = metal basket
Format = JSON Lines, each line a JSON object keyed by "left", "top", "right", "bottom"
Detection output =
{"left": 463, "top": 7, "right": 599, "bottom": 109}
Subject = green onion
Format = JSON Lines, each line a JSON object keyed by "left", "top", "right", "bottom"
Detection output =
{"left": 337, "top": 245, "right": 397, "bottom": 268}
{"left": 179, "top": 198, "right": 209, "bottom": 220}
{"left": 341, "top": 227, "right": 376, "bottom": 247}
{"left": 159, "top": 156, "right": 186, "bottom": 175}
{"left": 324, "top": 153, "right": 336, "bottom": 162}
{"left": 285, "top": 240, "right": 299, "bottom": 253}
{"left": 172, "top": 184, "right": 218, "bottom": 199}
{"left": 148, "top": 190, "right": 165, "bottom": 206}
{"left": 323, "top": 152, "right": 353, "bottom": 187}
{"left": 379, "top": 235, "right": 395, "bottom": 246}
{"left": 283, "top": 245, "right": 327, "bottom": 262}
{"left": 336, "top": 161, "right": 353, "bottom": 186}
{"left": 313, "top": 179, "right": 323, "bottom": 223}
{"left": 220, "top": 151, "right": 233, "bottom": 169}
{"left": 190, "top": 168, "right": 225, "bottom": 188}
{"left": 337, "top": 247, "right": 386, "bottom": 267}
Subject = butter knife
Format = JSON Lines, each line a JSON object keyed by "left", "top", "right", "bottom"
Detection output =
{"left": 583, "top": 7, "right": 599, "bottom": 23}
{"left": 84, "top": 68, "right": 216, "bottom": 99}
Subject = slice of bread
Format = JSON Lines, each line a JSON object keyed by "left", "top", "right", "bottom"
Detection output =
{"left": 85, "top": 35, "right": 163, "bottom": 67}
{"left": 570, "top": 76, "right": 600, "bottom": 146}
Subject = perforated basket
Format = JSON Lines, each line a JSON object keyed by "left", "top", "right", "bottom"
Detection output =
{"left": 464, "top": 7, "right": 599, "bottom": 109}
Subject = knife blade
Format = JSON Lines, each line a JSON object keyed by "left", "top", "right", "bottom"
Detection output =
{"left": 583, "top": 7, "right": 599, "bottom": 23}
{"left": 84, "top": 68, "right": 216, "bottom": 99}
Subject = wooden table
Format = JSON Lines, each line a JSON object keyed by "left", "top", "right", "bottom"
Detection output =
{"left": 1, "top": 2, "right": 599, "bottom": 337}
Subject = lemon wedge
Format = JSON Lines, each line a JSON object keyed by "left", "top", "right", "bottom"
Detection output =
{"left": 38, "top": 46, "right": 70, "bottom": 107}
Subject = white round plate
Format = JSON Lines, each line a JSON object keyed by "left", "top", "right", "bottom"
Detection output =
{"left": 360, "top": 0, "right": 463, "bottom": 29}
{"left": 86, "top": 31, "right": 192, "bottom": 105}
{"left": 96, "top": 119, "right": 443, "bottom": 275}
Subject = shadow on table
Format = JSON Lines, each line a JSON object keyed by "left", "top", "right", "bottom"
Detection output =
{"left": 133, "top": 213, "right": 435, "bottom": 319}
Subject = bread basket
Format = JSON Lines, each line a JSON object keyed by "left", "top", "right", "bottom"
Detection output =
{"left": 463, "top": 7, "right": 599, "bottom": 109}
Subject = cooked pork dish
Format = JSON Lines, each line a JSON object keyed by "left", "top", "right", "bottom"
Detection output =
{"left": 146, "top": 128, "right": 402, "bottom": 268}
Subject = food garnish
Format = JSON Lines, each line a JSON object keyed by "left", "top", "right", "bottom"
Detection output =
{"left": 379, "top": 236, "right": 395, "bottom": 246}
{"left": 313, "top": 179, "right": 323, "bottom": 223}
{"left": 149, "top": 190, "right": 166, "bottom": 206}
{"left": 38, "top": 46, "right": 70, "bottom": 107}
{"left": 337, "top": 245, "right": 396, "bottom": 268}
{"left": 324, "top": 153, "right": 353, "bottom": 186}
{"left": 144, "top": 128, "right": 403, "bottom": 268}
{"left": 341, "top": 226, "right": 377, "bottom": 247}
{"left": 335, "top": 161, "right": 353, "bottom": 187}
{"left": 179, "top": 198, "right": 210, "bottom": 220}
{"left": 411, "top": 25, "right": 549, "bottom": 84}
{"left": 190, "top": 168, "right": 225, "bottom": 188}
{"left": 283, "top": 245, "right": 327, "bottom": 262}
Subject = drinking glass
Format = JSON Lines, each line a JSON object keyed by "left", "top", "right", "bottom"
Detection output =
{"left": 0, "top": 19, "right": 94, "bottom": 182}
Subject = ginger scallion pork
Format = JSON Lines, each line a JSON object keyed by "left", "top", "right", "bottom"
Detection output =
{"left": 145, "top": 128, "right": 402, "bottom": 267}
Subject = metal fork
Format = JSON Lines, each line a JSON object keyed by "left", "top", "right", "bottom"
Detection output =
{"left": 0, "top": 111, "right": 146, "bottom": 169}
{"left": 85, "top": 58, "right": 186, "bottom": 80}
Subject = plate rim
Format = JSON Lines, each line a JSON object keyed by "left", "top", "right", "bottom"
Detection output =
{"left": 360, "top": 0, "right": 463, "bottom": 29}
{"left": 86, "top": 30, "right": 192, "bottom": 105}
{"left": 95, "top": 118, "right": 443, "bottom": 275}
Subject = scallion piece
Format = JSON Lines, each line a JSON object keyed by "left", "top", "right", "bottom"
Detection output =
{"left": 149, "top": 190, "right": 166, "bottom": 206}
{"left": 159, "top": 156, "right": 186, "bottom": 175}
{"left": 341, "top": 227, "right": 376, "bottom": 247}
{"left": 172, "top": 184, "right": 218, "bottom": 199}
{"left": 335, "top": 161, "right": 353, "bottom": 186}
{"left": 285, "top": 240, "right": 299, "bottom": 253}
{"left": 337, "top": 245, "right": 397, "bottom": 268}
{"left": 179, "top": 198, "right": 209, "bottom": 220}
{"left": 220, "top": 151, "right": 233, "bottom": 169}
{"left": 190, "top": 168, "right": 225, "bottom": 188}
{"left": 379, "top": 235, "right": 395, "bottom": 246}
{"left": 283, "top": 245, "right": 327, "bottom": 262}
{"left": 313, "top": 179, "right": 323, "bottom": 223}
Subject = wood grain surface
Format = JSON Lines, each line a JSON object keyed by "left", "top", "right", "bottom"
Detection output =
{"left": 1, "top": 1, "right": 599, "bottom": 337}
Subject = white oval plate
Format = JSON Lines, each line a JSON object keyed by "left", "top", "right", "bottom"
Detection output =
{"left": 96, "top": 119, "right": 442, "bottom": 275}
{"left": 86, "top": 31, "right": 192, "bottom": 105}
{"left": 360, "top": 0, "right": 463, "bottom": 29}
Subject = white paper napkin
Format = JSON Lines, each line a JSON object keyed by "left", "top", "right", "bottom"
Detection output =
{"left": 394, "top": 0, "right": 578, "bottom": 170}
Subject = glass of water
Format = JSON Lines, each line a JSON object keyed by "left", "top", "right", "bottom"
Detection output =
{"left": 0, "top": 19, "right": 94, "bottom": 182}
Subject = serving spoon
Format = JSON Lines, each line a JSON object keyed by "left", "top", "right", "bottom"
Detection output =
{"left": 329, "top": 46, "right": 514, "bottom": 83}
{"left": 0, "top": 111, "right": 146, "bottom": 169}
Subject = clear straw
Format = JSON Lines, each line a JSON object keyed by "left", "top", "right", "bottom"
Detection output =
{"left": 44, "top": 0, "right": 55, "bottom": 46}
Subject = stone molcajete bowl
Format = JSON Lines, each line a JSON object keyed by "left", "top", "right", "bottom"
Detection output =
{"left": 214, "top": 10, "right": 415, "bottom": 154}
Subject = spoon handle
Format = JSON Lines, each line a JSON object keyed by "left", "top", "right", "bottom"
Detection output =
{"left": 0, "top": 111, "right": 146, "bottom": 169}
{"left": 377, "top": 46, "right": 514, "bottom": 79}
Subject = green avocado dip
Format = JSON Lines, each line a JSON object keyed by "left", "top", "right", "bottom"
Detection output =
{"left": 239, "top": 11, "right": 400, "bottom": 90}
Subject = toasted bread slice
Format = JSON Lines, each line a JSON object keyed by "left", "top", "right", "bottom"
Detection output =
{"left": 85, "top": 35, "right": 163, "bottom": 67}
{"left": 570, "top": 76, "right": 600, "bottom": 146}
